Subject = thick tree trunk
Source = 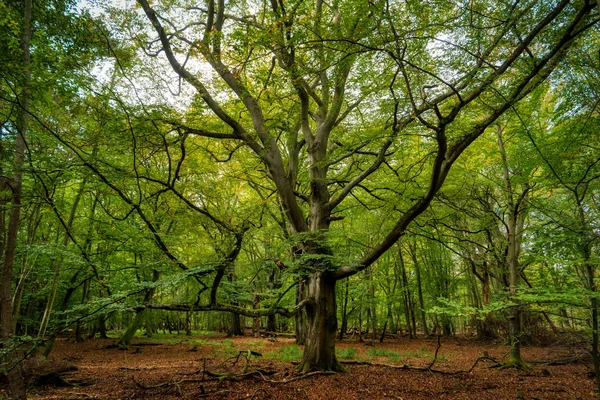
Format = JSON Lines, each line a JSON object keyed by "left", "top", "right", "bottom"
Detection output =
{"left": 98, "top": 314, "right": 108, "bottom": 338}
{"left": 228, "top": 312, "right": 243, "bottom": 336}
{"left": 297, "top": 272, "right": 344, "bottom": 373}
{"left": 227, "top": 286, "right": 243, "bottom": 336}
{"left": 266, "top": 314, "right": 277, "bottom": 332}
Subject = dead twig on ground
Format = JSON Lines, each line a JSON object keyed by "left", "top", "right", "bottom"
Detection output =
{"left": 340, "top": 352, "right": 501, "bottom": 375}
{"left": 251, "top": 369, "right": 335, "bottom": 383}
{"left": 427, "top": 335, "right": 442, "bottom": 370}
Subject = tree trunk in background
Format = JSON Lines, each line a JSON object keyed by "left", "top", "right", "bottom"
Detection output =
{"left": 497, "top": 126, "right": 528, "bottom": 367}
{"left": 39, "top": 177, "right": 88, "bottom": 339}
{"left": 75, "top": 279, "right": 90, "bottom": 343}
{"left": 42, "top": 197, "right": 99, "bottom": 356}
{"left": 98, "top": 314, "right": 108, "bottom": 338}
{"left": 338, "top": 277, "right": 349, "bottom": 341}
{"left": 398, "top": 249, "right": 414, "bottom": 338}
{"left": 252, "top": 282, "right": 261, "bottom": 335}
{"left": 367, "top": 267, "right": 377, "bottom": 340}
{"left": 409, "top": 243, "right": 428, "bottom": 337}
{"left": 118, "top": 270, "right": 160, "bottom": 346}
{"left": 229, "top": 312, "right": 243, "bottom": 336}
{"left": 266, "top": 264, "right": 280, "bottom": 332}
{"left": 580, "top": 202, "right": 600, "bottom": 391}
{"left": 266, "top": 314, "right": 276, "bottom": 332}
{"left": 227, "top": 265, "right": 243, "bottom": 336}
{"left": 12, "top": 204, "right": 41, "bottom": 334}
{"left": 295, "top": 278, "right": 307, "bottom": 345}
{"left": 357, "top": 293, "right": 364, "bottom": 342}
{"left": 472, "top": 261, "right": 496, "bottom": 339}
{"left": 0, "top": 1, "right": 31, "bottom": 397}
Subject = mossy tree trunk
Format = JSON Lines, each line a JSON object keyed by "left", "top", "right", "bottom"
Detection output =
{"left": 297, "top": 272, "right": 344, "bottom": 373}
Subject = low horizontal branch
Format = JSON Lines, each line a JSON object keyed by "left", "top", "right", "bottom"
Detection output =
{"left": 139, "top": 303, "right": 296, "bottom": 318}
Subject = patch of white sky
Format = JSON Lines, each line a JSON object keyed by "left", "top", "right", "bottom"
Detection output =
{"left": 76, "top": 0, "right": 245, "bottom": 114}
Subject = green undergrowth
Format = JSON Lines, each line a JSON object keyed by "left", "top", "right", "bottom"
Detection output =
{"left": 135, "top": 331, "right": 221, "bottom": 346}
{"left": 336, "top": 347, "right": 358, "bottom": 359}
{"left": 365, "top": 346, "right": 449, "bottom": 363}
{"left": 367, "top": 348, "right": 400, "bottom": 359}
{"left": 264, "top": 345, "right": 303, "bottom": 362}
{"left": 212, "top": 339, "right": 236, "bottom": 357}
{"left": 399, "top": 347, "right": 433, "bottom": 359}
{"left": 244, "top": 340, "right": 266, "bottom": 350}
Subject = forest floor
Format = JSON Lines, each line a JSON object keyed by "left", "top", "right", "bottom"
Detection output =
{"left": 1, "top": 332, "right": 596, "bottom": 399}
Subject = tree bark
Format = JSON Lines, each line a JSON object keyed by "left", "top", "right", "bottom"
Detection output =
{"left": 297, "top": 272, "right": 344, "bottom": 373}
{"left": 295, "top": 278, "right": 307, "bottom": 345}
{"left": 227, "top": 265, "right": 243, "bottom": 336}
{"left": 367, "top": 267, "right": 377, "bottom": 340}
{"left": 338, "top": 277, "right": 349, "bottom": 341}
{"left": 266, "top": 264, "right": 280, "bottom": 332}
{"left": 410, "top": 243, "right": 429, "bottom": 337}
{"left": 39, "top": 177, "right": 88, "bottom": 339}
{"left": 498, "top": 126, "right": 527, "bottom": 367}
{"left": 0, "top": 1, "right": 31, "bottom": 397}
{"left": 118, "top": 269, "right": 160, "bottom": 346}
{"left": 398, "top": 248, "right": 414, "bottom": 338}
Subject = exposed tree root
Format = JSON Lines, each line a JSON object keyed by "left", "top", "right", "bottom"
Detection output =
{"left": 529, "top": 355, "right": 590, "bottom": 366}
{"left": 497, "top": 359, "right": 531, "bottom": 370}
{"left": 254, "top": 370, "right": 336, "bottom": 383}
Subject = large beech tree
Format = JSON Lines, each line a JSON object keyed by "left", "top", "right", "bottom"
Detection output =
{"left": 122, "top": 0, "right": 598, "bottom": 372}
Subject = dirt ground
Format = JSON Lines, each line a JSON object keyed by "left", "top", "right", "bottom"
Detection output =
{"left": 1, "top": 333, "right": 595, "bottom": 399}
